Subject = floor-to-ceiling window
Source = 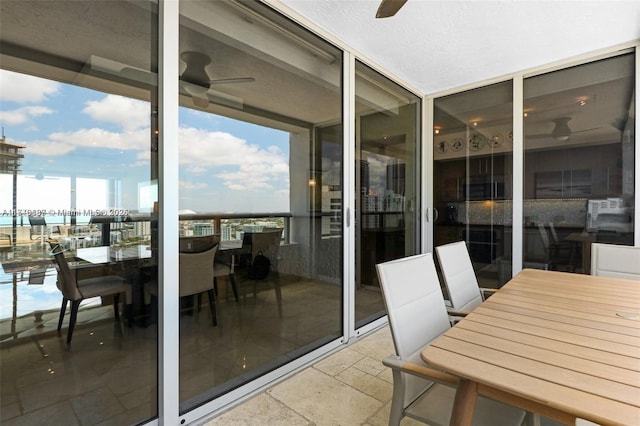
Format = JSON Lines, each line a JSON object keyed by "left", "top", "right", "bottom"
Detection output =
{"left": 176, "top": 0, "right": 343, "bottom": 412}
{"left": 523, "top": 53, "right": 635, "bottom": 274}
{"left": 433, "top": 82, "right": 514, "bottom": 288}
{"left": 0, "top": 1, "right": 158, "bottom": 424}
{"left": 354, "top": 61, "right": 421, "bottom": 328}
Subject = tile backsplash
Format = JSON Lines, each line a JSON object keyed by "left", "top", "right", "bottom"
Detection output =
{"left": 451, "top": 198, "right": 588, "bottom": 227}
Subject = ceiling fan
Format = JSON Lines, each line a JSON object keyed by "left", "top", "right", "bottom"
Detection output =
{"left": 180, "top": 51, "right": 255, "bottom": 108}
{"left": 375, "top": 0, "right": 408, "bottom": 18}
{"left": 527, "top": 117, "right": 603, "bottom": 141}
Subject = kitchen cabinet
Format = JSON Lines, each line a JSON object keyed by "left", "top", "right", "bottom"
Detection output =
{"left": 469, "top": 155, "right": 503, "bottom": 177}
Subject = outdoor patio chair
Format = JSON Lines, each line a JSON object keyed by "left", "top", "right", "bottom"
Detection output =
{"left": 590, "top": 242, "right": 640, "bottom": 280}
{"left": 435, "top": 241, "right": 497, "bottom": 318}
{"left": 376, "top": 253, "right": 527, "bottom": 426}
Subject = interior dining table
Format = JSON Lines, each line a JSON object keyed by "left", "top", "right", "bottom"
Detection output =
{"left": 75, "top": 244, "right": 154, "bottom": 264}
{"left": 421, "top": 268, "right": 640, "bottom": 426}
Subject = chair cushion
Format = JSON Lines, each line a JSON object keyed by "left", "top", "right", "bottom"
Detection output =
{"left": 77, "top": 275, "right": 131, "bottom": 301}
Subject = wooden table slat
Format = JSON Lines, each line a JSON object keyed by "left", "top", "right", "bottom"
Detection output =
{"left": 447, "top": 325, "right": 640, "bottom": 386}
{"left": 432, "top": 335, "right": 639, "bottom": 406}
{"left": 496, "top": 289, "right": 640, "bottom": 315}
{"left": 484, "top": 296, "right": 639, "bottom": 328}
{"left": 499, "top": 286, "right": 640, "bottom": 311}
{"left": 423, "top": 346, "right": 640, "bottom": 426}
{"left": 458, "top": 318, "right": 640, "bottom": 371}
{"left": 475, "top": 303, "right": 640, "bottom": 339}
{"left": 467, "top": 309, "right": 640, "bottom": 357}
{"left": 422, "top": 269, "right": 640, "bottom": 426}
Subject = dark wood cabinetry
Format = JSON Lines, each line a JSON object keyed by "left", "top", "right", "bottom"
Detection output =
{"left": 435, "top": 154, "right": 509, "bottom": 204}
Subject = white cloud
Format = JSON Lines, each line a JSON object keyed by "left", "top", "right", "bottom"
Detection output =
{"left": 180, "top": 181, "right": 207, "bottom": 190}
{"left": 19, "top": 127, "right": 149, "bottom": 156}
{"left": 178, "top": 127, "right": 289, "bottom": 191}
{"left": 83, "top": 94, "right": 149, "bottom": 131}
{"left": 0, "top": 70, "right": 60, "bottom": 103}
{"left": 0, "top": 106, "right": 54, "bottom": 125}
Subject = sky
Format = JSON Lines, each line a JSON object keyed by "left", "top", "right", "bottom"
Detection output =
{"left": 0, "top": 69, "right": 291, "bottom": 217}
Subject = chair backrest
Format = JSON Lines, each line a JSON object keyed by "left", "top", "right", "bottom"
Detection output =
{"left": 49, "top": 241, "right": 82, "bottom": 300}
{"left": 179, "top": 236, "right": 218, "bottom": 297}
{"left": 591, "top": 243, "right": 640, "bottom": 280}
{"left": 435, "top": 241, "right": 483, "bottom": 312}
{"left": 537, "top": 223, "right": 551, "bottom": 249}
{"left": 246, "top": 229, "right": 283, "bottom": 270}
{"left": 376, "top": 253, "right": 451, "bottom": 361}
{"left": 376, "top": 253, "right": 451, "bottom": 407}
{"left": 548, "top": 222, "right": 560, "bottom": 244}
{"left": 29, "top": 215, "right": 47, "bottom": 227}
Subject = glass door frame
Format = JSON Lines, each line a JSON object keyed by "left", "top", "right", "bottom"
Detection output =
{"left": 426, "top": 45, "right": 639, "bottom": 289}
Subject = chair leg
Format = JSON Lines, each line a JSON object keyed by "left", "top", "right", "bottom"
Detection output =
{"left": 273, "top": 273, "right": 282, "bottom": 317}
{"left": 113, "top": 293, "right": 120, "bottom": 321}
{"left": 229, "top": 273, "right": 239, "bottom": 302}
{"left": 207, "top": 289, "right": 217, "bottom": 326}
{"left": 58, "top": 298, "right": 68, "bottom": 331}
{"left": 388, "top": 370, "right": 405, "bottom": 426}
{"left": 67, "top": 300, "right": 81, "bottom": 344}
{"left": 124, "top": 303, "right": 133, "bottom": 328}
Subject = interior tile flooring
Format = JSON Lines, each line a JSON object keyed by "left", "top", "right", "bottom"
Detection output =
{"left": 1, "top": 258, "right": 394, "bottom": 426}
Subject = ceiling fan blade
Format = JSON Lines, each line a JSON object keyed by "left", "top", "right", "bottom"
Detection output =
{"left": 376, "top": 0, "right": 408, "bottom": 18}
{"left": 209, "top": 77, "right": 255, "bottom": 85}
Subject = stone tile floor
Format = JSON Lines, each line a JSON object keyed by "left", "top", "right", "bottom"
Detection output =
{"left": 203, "top": 325, "right": 424, "bottom": 426}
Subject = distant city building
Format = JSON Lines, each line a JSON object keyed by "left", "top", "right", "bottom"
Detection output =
{"left": 134, "top": 221, "right": 151, "bottom": 239}
{"left": 361, "top": 191, "right": 405, "bottom": 229}
{"left": 359, "top": 160, "right": 369, "bottom": 196}
{"left": 321, "top": 185, "right": 342, "bottom": 236}
{"left": 386, "top": 162, "right": 405, "bottom": 196}
{"left": 221, "top": 225, "right": 232, "bottom": 241}
{"left": 193, "top": 223, "right": 215, "bottom": 236}
{"left": 255, "top": 221, "right": 279, "bottom": 228}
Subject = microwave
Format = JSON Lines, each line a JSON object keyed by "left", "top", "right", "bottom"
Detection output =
{"left": 461, "top": 176, "right": 505, "bottom": 201}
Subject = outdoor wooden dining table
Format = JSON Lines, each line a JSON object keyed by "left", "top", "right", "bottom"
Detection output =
{"left": 421, "top": 268, "right": 640, "bottom": 426}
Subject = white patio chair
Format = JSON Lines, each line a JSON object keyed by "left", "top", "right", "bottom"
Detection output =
{"left": 435, "top": 241, "right": 496, "bottom": 317}
{"left": 376, "top": 253, "right": 527, "bottom": 426}
{"left": 590, "top": 243, "right": 640, "bottom": 280}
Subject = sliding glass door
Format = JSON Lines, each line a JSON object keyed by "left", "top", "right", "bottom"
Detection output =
{"left": 523, "top": 53, "right": 635, "bottom": 273}
{"left": 177, "top": 0, "right": 343, "bottom": 411}
{"left": 354, "top": 61, "right": 421, "bottom": 328}
{"left": 0, "top": 1, "right": 159, "bottom": 424}
{"left": 433, "top": 82, "right": 514, "bottom": 288}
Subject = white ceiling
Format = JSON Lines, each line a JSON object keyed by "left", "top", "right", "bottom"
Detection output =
{"left": 278, "top": 0, "right": 640, "bottom": 95}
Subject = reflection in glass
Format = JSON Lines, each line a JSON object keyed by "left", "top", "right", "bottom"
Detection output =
{"left": 523, "top": 53, "right": 635, "bottom": 274}
{"left": 355, "top": 61, "right": 421, "bottom": 328}
{"left": 177, "top": 0, "right": 343, "bottom": 412}
{"left": 433, "top": 81, "right": 514, "bottom": 288}
{"left": 1, "top": 1, "right": 158, "bottom": 424}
